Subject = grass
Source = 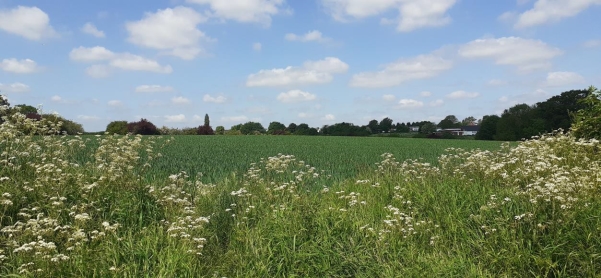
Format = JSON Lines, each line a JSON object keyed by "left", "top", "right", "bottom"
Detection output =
{"left": 1, "top": 113, "right": 600, "bottom": 277}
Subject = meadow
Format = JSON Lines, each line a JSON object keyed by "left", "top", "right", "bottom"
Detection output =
{"left": 1, "top": 113, "right": 600, "bottom": 277}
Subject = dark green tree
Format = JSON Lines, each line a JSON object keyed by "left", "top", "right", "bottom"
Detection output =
{"left": 475, "top": 115, "right": 500, "bottom": 140}
{"left": 368, "top": 119, "right": 380, "bottom": 134}
{"left": 571, "top": 86, "right": 601, "bottom": 139}
{"left": 14, "top": 104, "right": 38, "bottom": 114}
{"left": 461, "top": 116, "right": 477, "bottom": 126}
{"left": 495, "top": 104, "right": 539, "bottom": 141}
{"left": 215, "top": 126, "right": 225, "bottom": 135}
{"left": 106, "top": 121, "right": 128, "bottom": 135}
{"left": 267, "top": 121, "right": 286, "bottom": 135}
{"left": 240, "top": 122, "right": 265, "bottom": 135}
{"left": 379, "top": 117, "right": 393, "bottom": 133}
{"left": 534, "top": 89, "right": 590, "bottom": 132}
{"left": 286, "top": 123, "right": 297, "bottom": 134}
{"left": 420, "top": 122, "right": 437, "bottom": 134}
{"left": 204, "top": 114, "right": 210, "bottom": 127}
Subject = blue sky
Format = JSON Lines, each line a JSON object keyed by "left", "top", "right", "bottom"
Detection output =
{"left": 1, "top": 0, "right": 600, "bottom": 131}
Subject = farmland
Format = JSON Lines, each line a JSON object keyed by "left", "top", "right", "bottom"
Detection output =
{"left": 1, "top": 116, "right": 601, "bottom": 277}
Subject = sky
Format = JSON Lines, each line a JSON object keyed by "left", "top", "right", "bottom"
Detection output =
{"left": 0, "top": 0, "right": 600, "bottom": 132}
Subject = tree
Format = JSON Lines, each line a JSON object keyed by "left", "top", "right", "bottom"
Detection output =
{"left": 495, "top": 103, "right": 540, "bottom": 141}
{"left": 379, "top": 117, "right": 393, "bottom": 133}
{"left": 438, "top": 115, "right": 460, "bottom": 129}
{"left": 287, "top": 123, "right": 297, "bottom": 134}
{"left": 106, "top": 121, "right": 129, "bottom": 135}
{"left": 197, "top": 125, "right": 215, "bottom": 135}
{"left": 420, "top": 122, "right": 437, "bottom": 134}
{"left": 14, "top": 104, "right": 38, "bottom": 114}
{"left": 534, "top": 89, "right": 590, "bottom": 132}
{"left": 41, "top": 114, "right": 84, "bottom": 135}
{"left": 215, "top": 126, "right": 225, "bottom": 135}
{"left": 368, "top": 119, "right": 379, "bottom": 134}
{"left": 571, "top": 86, "right": 601, "bottom": 140}
{"left": 204, "top": 114, "right": 210, "bottom": 127}
{"left": 475, "top": 115, "right": 500, "bottom": 140}
{"left": 0, "top": 94, "right": 9, "bottom": 124}
{"left": 461, "top": 116, "right": 477, "bottom": 126}
{"left": 267, "top": 121, "right": 286, "bottom": 135}
{"left": 240, "top": 122, "right": 265, "bottom": 135}
{"left": 127, "top": 118, "right": 160, "bottom": 135}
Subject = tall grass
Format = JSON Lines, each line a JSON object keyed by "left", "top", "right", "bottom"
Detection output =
{"left": 1, "top": 109, "right": 600, "bottom": 277}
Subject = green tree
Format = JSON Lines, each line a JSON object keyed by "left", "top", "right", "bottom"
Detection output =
{"left": 438, "top": 115, "right": 460, "bottom": 129}
{"left": 534, "top": 89, "right": 590, "bottom": 132}
{"left": 204, "top": 114, "right": 210, "bottom": 127}
{"left": 42, "top": 114, "right": 85, "bottom": 135}
{"left": 286, "top": 123, "right": 297, "bottom": 134}
{"left": 367, "top": 119, "right": 379, "bottom": 134}
{"left": 495, "top": 104, "right": 540, "bottom": 141}
{"left": 215, "top": 126, "right": 225, "bottom": 135}
{"left": 420, "top": 122, "right": 437, "bottom": 134}
{"left": 475, "top": 115, "right": 500, "bottom": 140}
{"left": 14, "top": 104, "right": 38, "bottom": 114}
{"left": 106, "top": 121, "right": 128, "bottom": 135}
{"left": 461, "top": 116, "right": 477, "bottom": 126}
{"left": 240, "top": 122, "right": 265, "bottom": 135}
{"left": 0, "top": 94, "right": 9, "bottom": 124}
{"left": 571, "top": 86, "right": 601, "bottom": 139}
{"left": 379, "top": 117, "right": 393, "bottom": 133}
{"left": 267, "top": 121, "right": 286, "bottom": 135}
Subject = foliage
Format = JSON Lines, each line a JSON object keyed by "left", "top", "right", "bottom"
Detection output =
{"left": 368, "top": 119, "right": 380, "bottom": 134}
{"left": 267, "top": 121, "right": 286, "bottom": 135}
{"left": 535, "top": 89, "right": 590, "bottom": 132}
{"left": 204, "top": 114, "right": 210, "bottom": 127}
{"left": 320, "top": 122, "right": 370, "bottom": 136}
{"left": 127, "top": 118, "right": 160, "bottom": 135}
{"left": 14, "top": 104, "right": 38, "bottom": 114}
{"left": 571, "top": 86, "right": 601, "bottom": 139}
{"left": 215, "top": 126, "right": 225, "bottom": 135}
{"left": 240, "top": 122, "right": 265, "bottom": 135}
{"left": 420, "top": 122, "right": 437, "bottom": 134}
{"left": 461, "top": 116, "right": 476, "bottom": 126}
{"left": 41, "top": 114, "right": 85, "bottom": 135}
{"left": 197, "top": 125, "right": 215, "bottom": 135}
{"left": 378, "top": 117, "right": 393, "bottom": 133}
{"left": 106, "top": 121, "right": 128, "bottom": 135}
{"left": 286, "top": 123, "right": 297, "bottom": 134}
{"left": 475, "top": 115, "right": 500, "bottom": 140}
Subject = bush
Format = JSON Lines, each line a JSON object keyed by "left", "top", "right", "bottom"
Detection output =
{"left": 41, "top": 114, "right": 85, "bottom": 135}
{"left": 106, "top": 121, "right": 128, "bottom": 135}
{"left": 571, "top": 86, "right": 601, "bottom": 140}
{"left": 127, "top": 118, "right": 160, "bottom": 135}
{"left": 197, "top": 125, "right": 215, "bottom": 135}
{"left": 215, "top": 126, "right": 225, "bottom": 135}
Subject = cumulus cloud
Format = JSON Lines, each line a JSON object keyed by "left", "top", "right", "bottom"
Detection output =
{"left": 458, "top": 37, "right": 563, "bottom": 72}
{"left": 0, "top": 6, "right": 58, "bottom": 40}
{"left": 135, "top": 85, "right": 174, "bottom": 93}
{"left": 382, "top": 94, "right": 396, "bottom": 101}
{"left": 429, "top": 99, "right": 444, "bottom": 107}
{"left": 395, "top": 99, "right": 424, "bottom": 109}
{"left": 349, "top": 54, "right": 452, "bottom": 88}
{"left": 298, "top": 112, "right": 313, "bottom": 118}
{"left": 203, "top": 94, "right": 227, "bottom": 103}
{"left": 446, "top": 90, "right": 480, "bottom": 99}
{"left": 246, "top": 57, "right": 349, "bottom": 87}
{"left": 126, "top": 6, "right": 213, "bottom": 60}
{"left": 320, "top": 0, "right": 457, "bottom": 32}
{"left": 50, "top": 95, "right": 62, "bottom": 102}
{"left": 69, "top": 46, "right": 173, "bottom": 76}
{"left": 171, "top": 96, "right": 190, "bottom": 104}
{"left": 285, "top": 30, "right": 332, "bottom": 43}
{"left": 322, "top": 114, "right": 336, "bottom": 121}
{"left": 0, "top": 58, "right": 41, "bottom": 73}
{"left": 81, "top": 22, "right": 105, "bottom": 38}
{"left": 0, "top": 82, "right": 30, "bottom": 93}
{"left": 165, "top": 114, "right": 186, "bottom": 123}
{"left": 543, "top": 71, "right": 586, "bottom": 87}
{"left": 277, "top": 90, "right": 317, "bottom": 103}
{"left": 515, "top": 0, "right": 601, "bottom": 28}
{"left": 185, "top": 0, "right": 288, "bottom": 26}
{"left": 419, "top": 91, "right": 432, "bottom": 97}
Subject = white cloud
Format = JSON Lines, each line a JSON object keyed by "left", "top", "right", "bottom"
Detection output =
{"left": 126, "top": 6, "right": 213, "bottom": 60}
{"left": 446, "top": 90, "right": 480, "bottom": 99}
{"left": 0, "top": 6, "right": 58, "bottom": 40}
{"left": 81, "top": 22, "right": 105, "bottom": 38}
{"left": 247, "top": 57, "right": 348, "bottom": 87}
{"left": 165, "top": 114, "right": 187, "bottom": 123}
{"left": 349, "top": 54, "right": 452, "bottom": 88}
{"left": 285, "top": 30, "right": 331, "bottom": 43}
{"left": 221, "top": 115, "right": 249, "bottom": 123}
{"left": 583, "top": 39, "right": 601, "bottom": 48}
{"left": 185, "top": 0, "right": 287, "bottom": 26}
{"left": 135, "top": 85, "right": 174, "bottom": 93}
{"left": 323, "top": 114, "right": 336, "bottom": 121}
{"left": 499, "top": 96, "right": 509, "bottom": 102}
{"left": 543, "top": 71, "right": 586, "bottom": 87}
{"left": 488, "top": 79, "right": 507, "bottom": 86}
{"left": 51, "top": 95, "right": 62, "bottom": 102}
{"left": 77, "top": 115, "right": 101, "bottom": 121}
{"left": 396, "top": 99, "right": 424, "bottom": 109}
{"left": 277, "top": 90, "right": 317, "bottom": 103}
{"left": 320, "top": 0, "right": 457, "bottom": 32}
{"left": 253, "top": 42, "right": 262, "bottom": 51}
{"left": 0, "top": 58, "right": 41, "bottom": 73}
{"left": 0, "top": 82, "right": 30, "bottom": 93}
{"left": 382, "top": 94, "right": 396, "bottom": 101}
{"left": 71, "top": 47, "right": 174, "bottom": 75}
{"left": 203, "top": 94, "right": 228, "bottom": 103}
{"left": 515, "top": 0, "right": 601, "bottom": 28}
{"left": 429, "top": 99, "right": 444, "bottom": 107}
{"left": 298, "top": 112, "right": 313, "bottom": 118}
{"left": 107, "top": 100, "right": 123, "bottom": 107}
{"left": 171, "top": 96, "right": 190, "bottom": 104}
{"left": 419, "top": 91, "right": 432, "bottom": 97}
{"left": 458, "top": 37, "right": 563, "bottom": 72}
{"left": 85, "top": 65, "right": 111, "bottom": 78}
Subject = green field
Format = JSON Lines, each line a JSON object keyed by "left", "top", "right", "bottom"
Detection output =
{"left": 150, "top": 136, "right": 505, "bottom": 183}
{"left": 2, "top": 119, "right": 600, "bottom": 277}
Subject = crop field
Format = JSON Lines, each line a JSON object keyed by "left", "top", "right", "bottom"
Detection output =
{"left": 149, "top": 136, "right": 506, "bottom": 183}
{"left": 2, "top": 115, "right": 601, "bottom": 277}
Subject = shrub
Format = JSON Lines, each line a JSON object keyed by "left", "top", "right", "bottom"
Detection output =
{"left": 127, "top": 118, "right": 160, "bottom": 135}
{"left": 215, "top": 126, "right": 225, "bottom": 135}
{"left": 571, "top": 86, "right": 601, "bottom": 140}
{"left": 197, "top": 125, "right": 215, "bottom": 135}
{"left": 106, "top": 121, "right": 128, "bottom": 135}
{"left": 41, "top": 114, "right": 85, "bottom": 135}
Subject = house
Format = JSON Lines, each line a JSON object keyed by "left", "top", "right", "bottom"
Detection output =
{"left": 461, "top": 125, "right": 480, "bottom": 136}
